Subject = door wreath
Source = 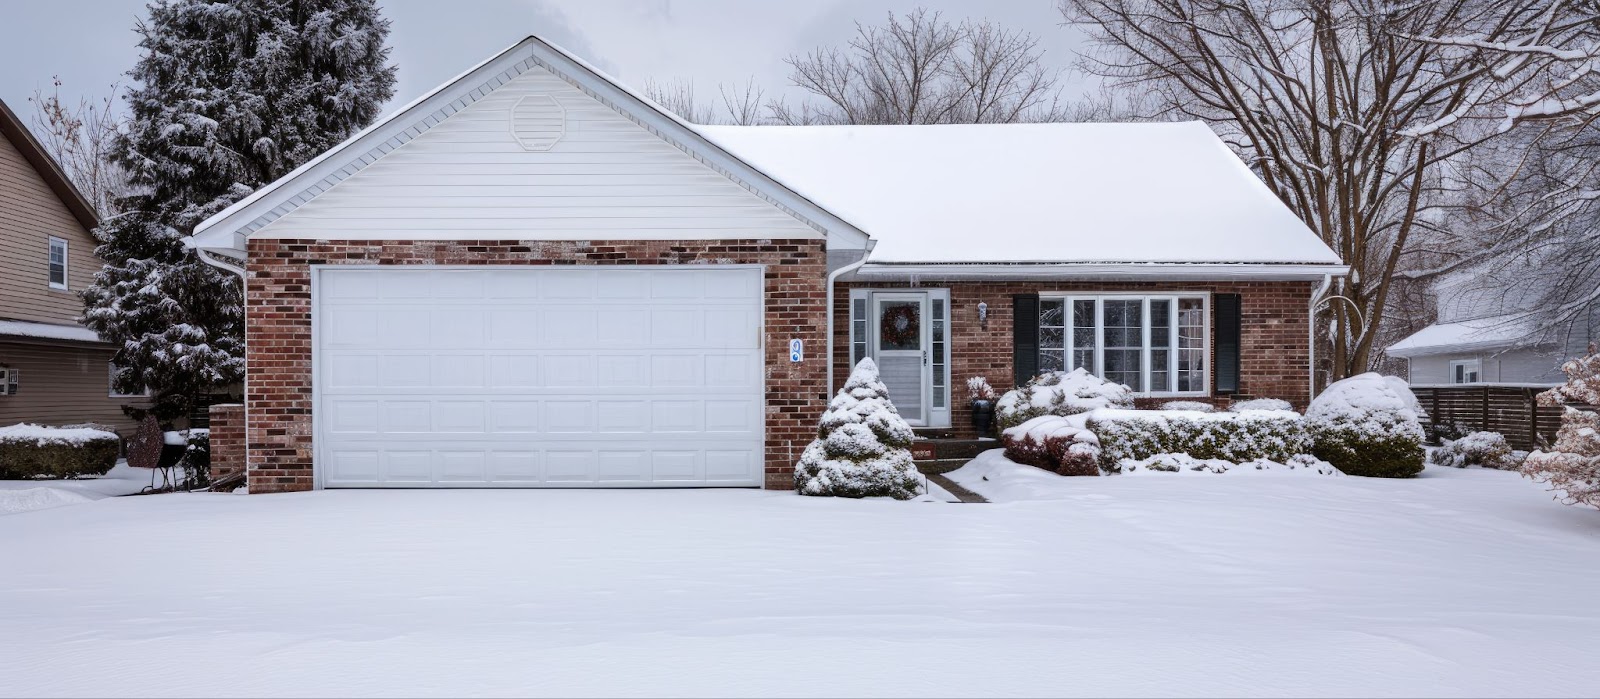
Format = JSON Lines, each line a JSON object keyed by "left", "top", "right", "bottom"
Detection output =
{"left": 880, "top": 304, "right": 920, "bottom": 348}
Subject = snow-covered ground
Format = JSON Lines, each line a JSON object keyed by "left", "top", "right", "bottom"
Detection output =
{"left": 0, "top": 461, "right": 163, "bottom": 515}
{"left": 1, "top": 462, "right": 1597, "bottom": 697}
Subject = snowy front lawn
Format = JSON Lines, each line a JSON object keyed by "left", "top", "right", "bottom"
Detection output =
{"left": 2, "top": 477, "right": 1598, "bottom": 697}
{"left": 0, "top": 461, "right": 161, "bottom": 515}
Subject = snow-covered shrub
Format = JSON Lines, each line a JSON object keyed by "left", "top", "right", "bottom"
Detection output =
{"left": 1230, "top": 398, "right": 1294, "bottom": 413}
{"left": 180, "top": 429, "right": 212, "bottom": 488}
{"left": 1520, "top": 343, "right": 1600, "bottom": 508}
{"left": 1116, "top": 452, "right": 1341, "bottom": 476}
{"left": 1306, "top": 373, "right": 1426, "bottom": 478}
{"left": 795, "top": 359, "right": 921, "bottom": 499}
{"left": 0, "top": 424, "right": 119, "bottom": 479}
{"left": 1000, "top": 415, "right": 1101, "bottom": 476}
{"left": 1161, "top": 400, "right": 1215, "bottom": 412}
{"left": 996, "top": 369, "right": 1134, "bottom": 431}
{"left": 1431, "top": 420, "right": 1477, "bottom": 442}
{"left": 1088, "top": 409, "right": 1310, "bottom": 470}
{"left": 1428, "top": 431, "right": 1520, "bottom": 470}
{"left": 966, "top": 376, "right": 998, "bottom": 402}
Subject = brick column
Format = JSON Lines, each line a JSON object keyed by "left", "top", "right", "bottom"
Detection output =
{"left": 207, "top": 403, "right": 245, "bottom": 481}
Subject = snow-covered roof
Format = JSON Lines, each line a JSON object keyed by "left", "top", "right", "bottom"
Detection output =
{"left": 694, "top": 122, "right": 1344, "bottom": 266}
{"left": 188, "top": 36, "right": 867, "bottom": 256}
{"left": 1385, "top": 313, "right": 1536, "bottom": 357}
{"left": 0, "top": 319, "right": 102, "bottom": 344}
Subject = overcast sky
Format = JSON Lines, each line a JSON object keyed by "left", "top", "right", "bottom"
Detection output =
{"left": 0, "top": 0, "right": 1091, "bottom": 133}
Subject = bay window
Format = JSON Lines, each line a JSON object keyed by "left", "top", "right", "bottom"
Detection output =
{"left": 1038, "top": 294, "right": 1209, "bottom": 394}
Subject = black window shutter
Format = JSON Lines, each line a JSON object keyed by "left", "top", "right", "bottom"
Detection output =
{"left": 1214, "top": 293, "right": 1242, "bottom": 394}
{"left": 1013, "top": 294, "right": 1040, "bottom": 388}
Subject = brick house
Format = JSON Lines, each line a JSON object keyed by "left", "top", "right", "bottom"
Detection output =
{"left": 188, "top": 36, "right": 1347, "bottom": 493}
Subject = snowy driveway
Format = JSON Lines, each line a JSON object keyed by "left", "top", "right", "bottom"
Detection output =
{"left": 2, "top": 468, "right": 1598, "bottom": 697}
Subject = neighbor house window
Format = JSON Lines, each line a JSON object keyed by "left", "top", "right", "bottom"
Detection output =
{"left": 1039, "top": 294, "right": 1208, "bottom": 394}
{"left": 48, "top": 237, "right": 67, "bottom": 290}
{"left": 1450, "top": 359, "right": 1481, "bottom": 385}
{"left": 108, "top": 363, "right": 150, "bottom": 398}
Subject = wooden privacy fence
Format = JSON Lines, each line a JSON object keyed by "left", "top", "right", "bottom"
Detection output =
{"left": 1411, "top": 384, "right": 1595, "bottom": 451}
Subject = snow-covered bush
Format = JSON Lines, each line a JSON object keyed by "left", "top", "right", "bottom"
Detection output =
{"left": 966, "top": 376, "right": 998, "bottom": 402}
{"left": 0, "top": 424, "right": 119, "bottom": 479}
{"left": 1000, "top": 415, "right": 1101, "bottom": 476}
{"left": 1116, "top": 452, "right": 1341, "bottom": 476}
{"left": 1089, "top": 409, "right": 1310, "bottom": 470}
{"left": 996, "top": 369, "right": 1134, "bottom": 431}
{"left": 1306, "top": 373, "right": 1426, "bottom": 478}
{"left": 1428, "top": 431, "right": 1520, "bottom": 470}
{"left": 1520, "top": 343, "right": 1600, "bottom": 508}
{"left": 1230, "top": 398, "right": 1294, "bottom": 413}
{"left": 1161, "top": 400, "right": 1215, "bottom": 412}
{"left": 795, "top": 359, "right": 921, "bottom": 499}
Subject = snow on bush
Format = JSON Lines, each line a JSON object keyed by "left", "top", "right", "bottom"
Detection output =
{"left": 795, "top": 359, "right": 921, "bottom": 500}
{"left": 1000, "top": 415, "right": 1101, "bottom": 476}
{"left": 1230, "top": 398, "right": 1294, "bottom": 413}
{"left": 0, "top": 424, "right": 120, "bottom": 479}
{"left": 966, "top": 376, "right": 998, "bottom": 402}
{"left": 1116, "top": 452, "right": 1342, "bottom": 476}
{"left": 1428, "top": 431, "right": 1520, "bottom": 470}
{"left": 1088, "top": 409, "right": 1310, "bottom": 471}
{"left": 1306, "top": 373, "right": 1425, "bottom": 478}
{"left": 1161, "top": 400, "right": 1215, "bottom": 412}
{"left": 996, "top": 369, "right": 1134, "bottom": 431}
{"left": 1521, "top": 343, "right": 1600, "bottom": 508}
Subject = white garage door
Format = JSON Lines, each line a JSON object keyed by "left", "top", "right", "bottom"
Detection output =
{"left": 314, "top": 267, "right": 765, "bottom": 488}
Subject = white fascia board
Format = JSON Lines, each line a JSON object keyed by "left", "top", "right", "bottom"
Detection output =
{"left": 1384, "top": 338, "right": 1525, "bottom": 358}
{"left": 525, "top": 37, "right": 867, "bottom": 249}
{"left": 850, "top": 262, "right": 1351, "bottom": 281}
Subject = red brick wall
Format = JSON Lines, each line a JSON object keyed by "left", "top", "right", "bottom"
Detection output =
{"left": 243, "top": 239, "right": 826, "bottom": 493}
{"left": 207, "top": 403, "right": 244, "bottom": 480}
{"left": 835, "top": 280, "right": 1314, "bottom": 437}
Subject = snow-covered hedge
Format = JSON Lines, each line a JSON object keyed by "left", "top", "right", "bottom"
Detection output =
{"left": 1116, "top": 452, "right": 1341, "bottom": 476}
{"left": 795, "top": 359, "right": 921, "bottom": 499}
{"left": 996, "top": 369, "right": 1134, "bottom": 431}
{"left": 1229, "top": 398, "right": 1294, "bottom": 413}
{"left": 1307, "top": 373, "right": 1426, "bottom": 478}
{"left": 0, "top": 424, "right": 120, "bottom": 479}
{"left": 1000, "top": 415, "right": 1101, "bottom": 476}
{"left": 1428, "top": 431, "right": 1520, "bottom": 470}
{"left": 1088, "top": 409, "right": 1311, "bottom": 471}
{"left": 1161, "top": 400, "right": 1215, "bottom": 412}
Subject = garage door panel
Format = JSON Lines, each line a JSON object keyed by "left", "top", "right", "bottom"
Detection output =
{"left": 317, "top": 267, "right": 764, "bottom": 488}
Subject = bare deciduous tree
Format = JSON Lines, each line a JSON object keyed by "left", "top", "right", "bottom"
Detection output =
{"left": 1405, "top": 2, "right": 1600, "bottom": 348}
{"left": 1061, "top": 0, "right": 1536, "bottom": 378}
{"left": 642, "top": 76, "right": 769, "bottom": 125}
{"left": 771, "top": 9, "right": 1064, "bottom": 125}
{"left": 28, "top": 77, "right": 129, "bottom": 216}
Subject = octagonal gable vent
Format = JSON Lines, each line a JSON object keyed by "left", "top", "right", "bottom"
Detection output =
{"left": 510, "top": 95, "right": 566, "bottom": 151}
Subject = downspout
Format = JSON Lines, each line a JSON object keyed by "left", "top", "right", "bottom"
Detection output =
{"left": 826, "top": 240, "right": 876, "bottom": 395}
{"left": 1309, "top": 273, "right": 1335, "bottom": 404}
{"left": 193, "top": 243, "right": 248, "bottom": 488}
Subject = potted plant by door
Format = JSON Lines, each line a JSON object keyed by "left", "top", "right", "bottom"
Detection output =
{"left": 967, "top": 376, "right": 999, "bottom": 437}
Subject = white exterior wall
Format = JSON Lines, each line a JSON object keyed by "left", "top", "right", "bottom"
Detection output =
{"left": 1408, "top": 348, "right": 1566, "bottom": 385}
{"left": 255, "top": 65, "right": 821, "bottom": 241}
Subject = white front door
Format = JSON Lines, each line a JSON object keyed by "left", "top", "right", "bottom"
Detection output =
{"left": 872, "top": 293, "right": 930, "bottom": 425}
{"left": 314, "top": 266, "right": 765, "bottom": 488}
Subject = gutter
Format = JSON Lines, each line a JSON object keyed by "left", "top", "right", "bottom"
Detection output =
{"left": 853, "top": 262, "right": 1350, "bottom": 281}
{"left": 826, "top": 241, "right": 875, "bottom": 395}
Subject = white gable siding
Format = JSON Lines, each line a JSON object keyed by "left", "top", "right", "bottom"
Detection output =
{"left": 255, "top": 65, "right": 820, "bottom": 240}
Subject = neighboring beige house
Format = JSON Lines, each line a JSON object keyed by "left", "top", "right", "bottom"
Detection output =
{"left": 0, "top": 97, "right": 143, "bottom": 433}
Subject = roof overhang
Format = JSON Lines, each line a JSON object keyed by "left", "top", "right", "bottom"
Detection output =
{"left": 848, "top": 262, "right": 1350, "bottom": 282}
{"left": 0, "top": 319, "right": 105, "bottom": 346}
{"left": 0, "top": 98, "right": 99, "bottom": 232}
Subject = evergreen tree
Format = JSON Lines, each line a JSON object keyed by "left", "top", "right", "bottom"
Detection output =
{"left": 1521, "top": 343, "right": 1600, "bottom": 509}
{"left": 796, "top": 359, "right": 922, "bottom": 499}
{"left": 84, "top": 0, "right": 396, "bottom": 419}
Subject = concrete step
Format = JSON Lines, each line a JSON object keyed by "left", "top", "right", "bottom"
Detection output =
{"left": 914, "top": 458, "right": 972, "bottom": 475}
{"left": 911, "top": 438, "right": 998, "bottom": 461}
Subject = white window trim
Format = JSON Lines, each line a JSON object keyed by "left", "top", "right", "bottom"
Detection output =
{"left": 107, "top": 362, "right": 151, "bottom": 398}
{"left": 1449, "top": 358, "right": 1482, "bottom": 385}
{"left": 48, "top": 236, "right": 68, "bottom": 290}
{"left": 1042, "top": 292, "right": 1211, "bottom": 397}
